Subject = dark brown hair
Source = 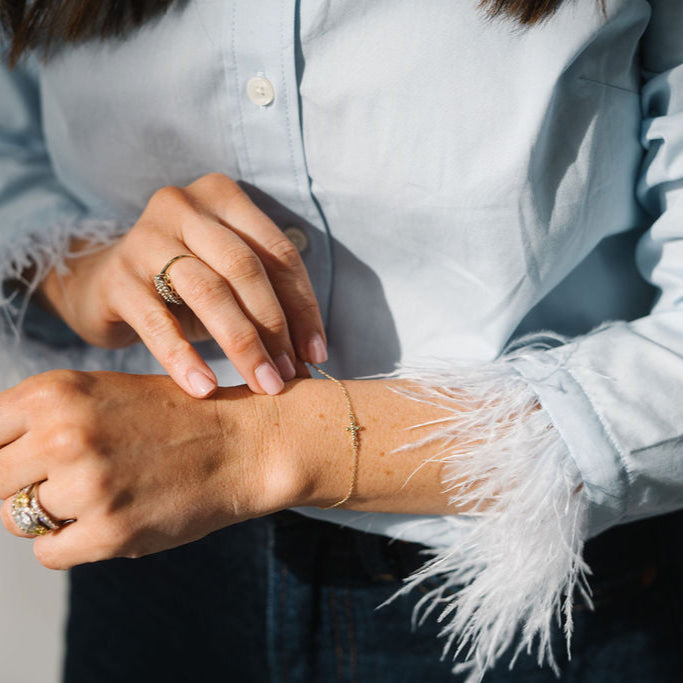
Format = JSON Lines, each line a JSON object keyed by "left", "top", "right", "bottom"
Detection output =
{"left": 1, "top": 0, "right": 175, "bottom": 64}
{"left": 481, "top": 0, "right": 566, "bottom": 24}
{"left": 1, "top": 0, "right": 594, "bottom": 65}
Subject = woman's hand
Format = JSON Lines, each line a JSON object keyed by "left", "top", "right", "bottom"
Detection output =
{"left": 37, "top": 173, "right": 327, "bottom": 397}
{"left": 0, "top": 370, "right": 296, "bottom": 569}
{"left": 0, "top": 368, "right": 463, "bottom": 568}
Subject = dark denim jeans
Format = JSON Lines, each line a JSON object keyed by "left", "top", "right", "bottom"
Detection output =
{"left": 64, "top": 509, "right": 683, "bottom": 682}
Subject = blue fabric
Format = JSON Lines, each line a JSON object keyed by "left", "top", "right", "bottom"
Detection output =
{"left": 1, "top": 0, "right": 683, "bottom": 546}
{"left": 63, "top": 511, "right": 683, "bottom": 682}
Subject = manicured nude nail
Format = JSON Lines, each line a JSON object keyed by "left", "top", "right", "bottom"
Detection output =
{"left": 255, "top": 363, "right": 285, "bottom": 395}
{"left": 307, "top": 333, "right": 328, "bottom": 364}
{"left": 187, "top": 369, "right": 216, "bottom": 397}
{"left": 274, "top": 352, "right": 296, "bottom": 381}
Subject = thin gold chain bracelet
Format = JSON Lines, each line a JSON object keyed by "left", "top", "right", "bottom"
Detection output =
{"left": 311, "top": 365, "right": 362, "bottom": 509}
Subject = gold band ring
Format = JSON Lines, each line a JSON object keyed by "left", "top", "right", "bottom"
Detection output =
{"left": 12, "top": 483, "right": 64, "bottom": 536}
{"left": 153, "top": 254, "right": 198, "bottom": 305}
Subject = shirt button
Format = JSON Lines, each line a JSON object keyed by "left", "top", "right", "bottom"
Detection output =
{"left": 283, "top": 225, "right": 309, "bottom": 253}
{"left": 246, "top": 75, "right": 275, "bottom": 107}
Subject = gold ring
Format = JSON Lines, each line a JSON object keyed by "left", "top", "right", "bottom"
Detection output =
{"left": 11, "top": 483, "right": 63, "bottom": 536}
{"left": 153, "top": 254, "right": 198, "bottom": 305}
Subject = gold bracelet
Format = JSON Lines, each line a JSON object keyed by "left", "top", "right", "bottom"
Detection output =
{"left": 311, "top": 365, "right": 362, "bottom": 509}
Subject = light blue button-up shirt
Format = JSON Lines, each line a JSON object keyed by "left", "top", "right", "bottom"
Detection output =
{"left": 1, "top": 0, "right": 682, "bottom": 550}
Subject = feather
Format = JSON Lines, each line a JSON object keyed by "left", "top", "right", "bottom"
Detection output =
{"left": 0, "top": 218, "right": 153, "bottom": 390}
{"left": 382, "top": 337, "right": 590, "bottom": 681}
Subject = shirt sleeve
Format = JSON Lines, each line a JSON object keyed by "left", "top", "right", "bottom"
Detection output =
{"left": 0, "top": 46, "right": 149, "bottom": 390}
{"left": 385, "top": 3, "right": 683, "bottom": 680}
{"left": 514, "top": 1, "right": 683, "bottom": 539}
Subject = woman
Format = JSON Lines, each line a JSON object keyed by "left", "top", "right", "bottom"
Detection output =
{"left": 0, "top": 0, "right": 681, "bottom": 680}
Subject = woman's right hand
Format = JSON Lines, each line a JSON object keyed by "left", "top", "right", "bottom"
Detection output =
{"left": 36, "top": 173, "right": 327, "bottom": 398}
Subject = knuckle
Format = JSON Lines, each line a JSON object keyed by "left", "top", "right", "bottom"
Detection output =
{"left": 28, "top": 370, "right": 84, "bottom": 403}
{"left": 204, "top": 173, "right": 246, "bottom": 204}
{"left": 184, "top": 273, "right": 227, "bottom": 308}
{"left": 196, "top": 172, "right": 236, "bottom": 193}
{"left": 101, "top": 521, "right": 131, "bottom": 557}
{"left": 225, "top": 327, "right": 260, "bottom": 357}
{"left": 122, "top": 544, "right": 145, "bottom": 560}
{"left": 258, "top": 311, "right": 288, "bottom": 337}
{"left": 46, "top": 368, "right": 81, "bottom": 384}
{"left": 288, "top": 297, "right": 322, "bottom": 322}
{"left": 148, "top": 185, "right": 189, "bottom": 213}
{"left": 163, "top": 339, "right": 195, "bottom": 370}
{"left": 33, "top": 543, "right": 52, "bottom": 567}
{"left": 15, "top": 373, "right": 42, "bottom": 400}
{"left": 225, "top": 249, "right": 263, "bottom": 283}
{"left": 48, "top": 424, "right": 94, "bottom": 458}
{"left": 268, "top": 238, "right": 302, "bottom": 272}
{"left": 140, "top": 307, "right": 174, "bottom": 340}
{"left": 100, "top": 516, "right": 151, "bottom": 560}
{"left": 34, "top": 543, "right": 65, "bottom": 570}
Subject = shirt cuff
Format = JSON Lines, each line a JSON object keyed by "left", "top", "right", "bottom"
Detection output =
{"left": 0, "top": 217, "right": 153, "bottom": 390}
{"left": 511, "top": 350, "right": 628, "bottom": 537}
{"left": 383, "top": 352, "right": 590, "bottom": 680}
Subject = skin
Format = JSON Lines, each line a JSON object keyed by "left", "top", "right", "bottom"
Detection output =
{"left": 0, "top": 372, "right": 455, "bottom": 570}
{"left": 0, "top": 171, "right": 459, "bottom": 569}
{"left": 37, "top": 173, "right": 328, "bottom": 398}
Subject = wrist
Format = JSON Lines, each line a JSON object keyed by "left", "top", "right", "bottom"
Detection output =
{"left": 270, "top": 378, "right": 350, "bottom": 509}
{"left": 275, "top": 377, "right": 455, "bottom": 515}
{"left": 33, "top": 239, "right": 111, "bottom": 325}
{"left": 211, "top": 382, "right": 321, "bottom": 518}
{"left": 216, "top": 375, "right": 455, "bottom": 519}
{"left": 34, "top": 265, "right": 64, "bottom": 317}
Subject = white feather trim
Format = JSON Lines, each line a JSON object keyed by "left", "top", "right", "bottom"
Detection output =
{"left": 383, "top": 339, "right": 590, "bottom": 681}
{"left": 0, "top": 218, "right": 154, "bottom": 390}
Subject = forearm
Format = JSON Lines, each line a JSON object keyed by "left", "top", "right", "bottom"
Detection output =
{"left": 270, "top": 378, "right": 459, "bottom": 515}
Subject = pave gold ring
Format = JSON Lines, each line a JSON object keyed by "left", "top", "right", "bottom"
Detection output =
{"left": 153, "top": 254, "right": 198, "bottom": 305}
{"left": 12, "top": 483, "right": 63, "bottom": 536}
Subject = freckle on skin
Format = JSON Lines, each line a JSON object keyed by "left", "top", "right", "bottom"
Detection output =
{"left": 384, "top": 469, "right": 393, "bottom": 476}
{"left": 317, "top": 413, "right": 325, "bottom": 419}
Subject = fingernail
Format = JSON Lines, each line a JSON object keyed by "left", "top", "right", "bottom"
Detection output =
{"left": 274, "top": 353, "right": 296, "bottom": 381}
{"left": 187, "top": 369, "right": 216, "bottom": 397}
{"left": 255, "top": 363, "right": 285, "bottom": 395}
{"left": 307, "top": 333, "right": 328, "bottom": 364}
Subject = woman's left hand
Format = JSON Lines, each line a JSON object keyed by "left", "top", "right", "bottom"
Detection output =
{"left": 0, "top": 370, "right": 292, "bottom": 569}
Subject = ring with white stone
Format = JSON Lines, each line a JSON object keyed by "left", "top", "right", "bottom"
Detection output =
{"left": 11, "top": 483, "right": 62, "bottom": 536}
{"left": 153, "top": 254, "right": 198, "bottom": 305}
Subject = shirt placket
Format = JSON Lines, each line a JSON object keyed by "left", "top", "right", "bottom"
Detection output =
{"left": 223, "top": 0, "right": 332, "bottom": 323}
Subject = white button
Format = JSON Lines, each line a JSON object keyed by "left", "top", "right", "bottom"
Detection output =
{"left": 283, "top": 225, "right": 309, "bottom": 253}
{"left": 246, "top": 76, "right": 275, "bottom": 106}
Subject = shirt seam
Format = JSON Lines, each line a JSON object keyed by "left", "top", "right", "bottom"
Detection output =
{"left": 565, "top": 365, "right": 634, "bottom": 515}
{"left": 279, "top": 1, "right": 309, "bottom": 208}
{"left": 228, "top": 0, "right": 254, "bottom": 183}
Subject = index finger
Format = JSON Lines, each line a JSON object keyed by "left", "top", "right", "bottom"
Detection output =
{"left": 185, "top": 178, "right": 327, "bottom": 364}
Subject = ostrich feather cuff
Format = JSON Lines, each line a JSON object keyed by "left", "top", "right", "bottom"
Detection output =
{"left": 384, "top": 349, "right": 590, "bottom": 681}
